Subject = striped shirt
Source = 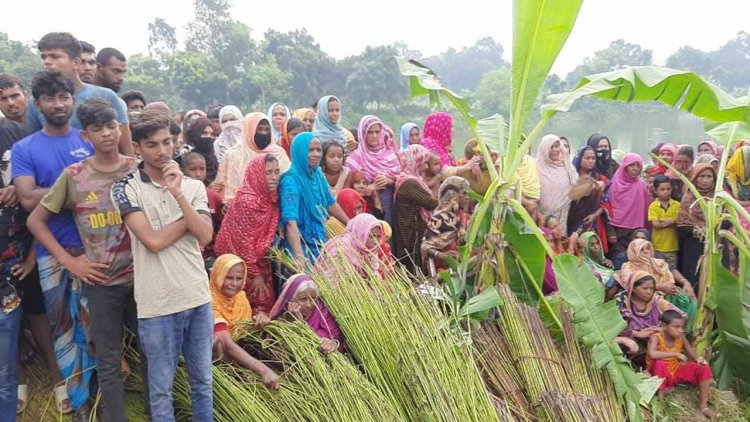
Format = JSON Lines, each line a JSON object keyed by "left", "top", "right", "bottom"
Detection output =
{"left": 111, "top": 164, "right": 211, "bottom": 318}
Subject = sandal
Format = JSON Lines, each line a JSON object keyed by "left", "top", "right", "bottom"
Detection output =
{"left": 54, "top": 383, "right": 73, "bottom": 414}
{"left": 16, "top": 384, "right": 28, "bottom": 414}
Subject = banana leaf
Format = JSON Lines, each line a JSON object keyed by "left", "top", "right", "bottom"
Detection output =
{"left": 502, "top": 207, "right": 545, "bottom": 306}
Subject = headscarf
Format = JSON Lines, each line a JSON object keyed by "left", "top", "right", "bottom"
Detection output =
{"left": 268, "top": 274, "right": 342, "bottom": 341}
{"left": 420, "top": 112, "right": 453, "bottom": 167}
{"left": 182, "top": 109, "right": 207, "bottom": 136}
{"left": 696, "top": 154, "right": 719, "bottom": 166}
{"left": 186, "top": 117, "right": 219, "bottom": 184}
{"left": 240, "top": 112, "right": 290, "bottom": 171}
{"left": 536, "top": 134, "right": 576, "bottom": 225}
{"left": 586, "top": 133, "right": 617, "bottom": 179}
{"left": 315, "top": 213, "right": 383, "bottom": 277}
{"left": 697, "top": 140, "right": 719, "bottom": 158}
{"left": 514, "top": 153, "right": 541, "bottom": 200}
{"left": 421, "top": 177, "right": 469, "bottom": 265}
{"left": 337, "top": 188, "right": 367, "bottom": 219}
{"left": 280, "top": 118, "right": 307, "bottom": 158}
{"left": 294, "top": 108, "right": 314, "bottom": 122}
{"left": 281, "top": 132, "right": 332, "bottom": 226}
{"left": 648, "top": 143, "right": 678, "bottom": 177}
{"left": 676, "top": 163, "right": 715, "bottom": 228}
{"left": 608, "top": 153, "right": 650, "bottom": 229}
{"left": 395, "top": 144, "right": 432, "bottom": 195}
{"left": 615, "top": 271, "right": 677, "bottom": 338}
{"left": 579, "top": 232, "right": 614, "bottom": 285}
{"left": 615, "top": 238, "right": 673, "bottom": 289}
{"left": 142, "top": 101, "right": 170, "bottom": 117}
{"left": 726, "top": 145, "right": 750, "bottom": 197}
{"left": 312, "top": 95, "right": 348, "bottom": 146}
{"left": 400, "top": 122, "right": 418, "bottom": 151}
{"left": 267, "top": 102, "right": 290, "bottom": 141}
{"left": 214, "top": 105, "right": 243, "bottom": 163}
{"left": 346, "top": 115, "right": 401, "bottom": 182}
{"left": 210, "top": 254, "right": 252, "bottom": 331}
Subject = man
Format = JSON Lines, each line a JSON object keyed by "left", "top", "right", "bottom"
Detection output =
{"left": 26, "top": 32, "right": 133, "bottom": 156}
{"left": 95, "top": 48, "right": 127, "bottom": 93}
{"left": 28, "top": 99, "right": 141, "bottom": 422}
{"left": 0, "top": 74, "right": 27, "bottom": 125}
{"left": 120, "top": 90, "right": 146, "bottom": 114}
{"left": 78, "top": 41, "right": 96, "bottom": 84}
{"left": 12, "top": 70, "right": 95, "bottom": 420}
{"left": 112, "top": 111, "right": 213, "bottom": 421}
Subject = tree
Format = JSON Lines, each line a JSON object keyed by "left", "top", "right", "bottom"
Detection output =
{"left": 185, "top": 0, "right": 232, "bottom": 56}
{"left": 0, "top": 33, "right": 40, "bottom": 84}
{"left": 665, "top": 46, "right": 712, "bottom": 77}
{"left": 343, "top": 46, "right": 409, "bottom": 113}
{"left": 148, "top": 18, "right": 178, "bottom": 59}
{"left": 247, "top": 56, "right": 290, "bottom": 110}
{"left": 708, "top": 31, "right": 750, "bottom": 92}
{"left": 474, "top": 66, "right": 511, "bottom": 119}
{"left": 422, "top": 37, "right": 506, "bottom": 92}
{"left": 563, "top": 39, "right": 652, "bottom": 88}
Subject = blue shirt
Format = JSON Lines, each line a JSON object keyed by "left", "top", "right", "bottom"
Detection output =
{"left": 26, "top": 84, "right": 128, "bottom": 132}
{"left": 11, "top": 128, "right": 94, "bottom": 255}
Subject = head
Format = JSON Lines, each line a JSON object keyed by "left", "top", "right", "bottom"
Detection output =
{"left": 631, "top": 273, "right": 656, "bottom": 303}
{"left": 337, "top": 188, "right": 366, "bottom": 218}
{"left": 210, "top": 255, "right": 247, "bottom": 299}
{"left": 544, "top": 215, "right": 562, "bottom": 240}
{"left": 77, "top": 99, "right": 120, "bottom": 154}
{"left": 674, "top": 146, "right": 694, "bottom": 174}
{"left": 661, "top": 310, "right": 686, "bottom": 339}
{"left": 285, "top": 118, "right": 305, "bottom": 142}
{"left": 576, "top": 146, "right": 597, "bottom": 173}
{"left": 365, "top": 122, "right": 382, "bottom": 149}
{"left": 302, "top": 110, "right": 315, "bottom": 130}
{"left": 0, "top": 74, "right": 27, "bottom": 123}
{"left": 587, "top": 134, "right": 611, "bottom": 162}
{"left": 186, "top": 118, "right": 215, "bottom": 154}
{"left": 326, "top": 97, "right": 341, "bottom": 125}
{"left": 618, "top": 153, "right": 644, "bottom": 180}
{"left": 409, "top": 127, "right": 420, "bottom": 144}
{"left": 545, "top": 135, "right": 562, "bottom": 162}
{"left": 633, "top": 228, "right": 651, "bottom": 241}
{"left": 121, "top": 90, "right": 146, "bottom": 114}
{"left": 697, "top": 141, "right": 717, "bottom": 157}
{"left": 693, "top": 165, "right": 716, "bottom": 191}
{"left": 270, "top": 103, "right": 288, "bottom": 131}
{"left": 401, "top": 144, "right": 433, "bottom": 178}
{"left": 438, "top": 177, "right": 470, "bottom": 213}
{"left": 626, "top": 162, "right": 641, "bottom": 178}
{"left": 559, "top": 136, "right": 570, "bottom": 155}
{"left": 37, "top": 32, "right": 82, "bottom": 80}
{"left": 168, "top": 119, "right": 181, "bottom": 150}
{"left": 264, "top": 154, "right": 281, "bottom": 192}
{"left": 206, "top": 103, "right": 223, "bottom": 135}
{"left": 95, "top": 48, "right": 127, "bottom": 92}
{"left": 289, "top": 277, "right": 320, "bottom": 319}
{"left": 31, "top": 70, "right": 75, "bottom": 129}
{"left": 653, "top": 174, "right": 672, "bottom": 201}
{"left": 255, "top": 119, "right": 272, "bottom": 149}
{"left": 219, "top": 105, "right": 242, "bottom": 129}
{"left": 182, "top": 152, "right": 207, "bottom": 181}
{"left": 130, "top": 111, "right": 172, "bottom": 169}
{"left": 423, "top": 112, "right": 453, "bottom": 148}
{"left": 351, "top": 170, "right": 367, "bottom": 194}
{"left": 322, "top": 141, "right": 345, "bottom": 173}
{"left": 657, "top": 144, "right": 677, "bottom": 163}
{"left": 347, "top": 213, "right": 383, "bottom": 252}
{"left": 426, "top": 153, "right": 441, "bottom": 177}
{"left": 696, "top": 154, "right": 720, "bottom": 170}
{"left": 78, "top": 41, "right": 96, "bottom": 84}
{"left": 585, "top": 233, "right": 603, "bottom": 259}
{"left": 220, "top": 262, "right": 246, "bottom": 297}
{"left": 243, "top": 113, "right": 272, "bottom": 150}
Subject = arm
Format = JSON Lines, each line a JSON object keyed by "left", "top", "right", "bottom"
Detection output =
{"left": 122, "top": 212, "right": 189, "bottom": 253}
{"left": 118, "top": 124, "right": 134, "bottom": 157}
{"left": 328, "top": 203, "right": 349, "bottom": 226}
{"left": 646, "top": 334, "right": 682, "bottom": 360}
{"left": 14, "top": 176, "right": 49, "bottom": 212}
{"left": 681, "top": 336, "right": 706, "bottom": 364}
{"left": 215, "top": 331, "right": 279, "bottom": 389}
{"left": 164, "top": 163, "right": 213, "bottom": 246}
{"left": 285, "top": 221, "right": 305, "bottom": 260}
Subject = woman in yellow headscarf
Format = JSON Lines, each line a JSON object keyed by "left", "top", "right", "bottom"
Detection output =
{"left": 210, "top": 254, "right": 280, "bottom": 389}
{"left": 725, "top": 145, "right": 750, "bottom": 206}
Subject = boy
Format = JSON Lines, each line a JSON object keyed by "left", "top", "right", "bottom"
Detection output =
{"left": 647, "top": 310, "right": 718, "bottom": 419}
{"left": 649, "top": 174, "right": 680, "bottom": 267}
{"left": 27, "top": 99, "right": 140, "bottom": 422}
{"left": 111, "top": 111, "right": 214, "bottom": 421}
{"left": 181, "top": 152, "right": 223, "bottom": 271}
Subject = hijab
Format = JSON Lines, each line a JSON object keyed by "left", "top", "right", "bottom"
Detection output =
{"left": 337, "top": 188, "right": 367, "bottom": 219}
{"left": 514, "top": 153, "right": 541, "bottom": 200}
{"left": 315, "top": 213, "right": 383, "bottom": 276}
{"left": 536, "top": 134, "right": 576, "bottom": 215}
{"left": 395, "top": 144, "right": 432, "bottom": 195}
{"left": 210, "top": 254, "right": 252, "bottom": 331}
{"left": 420, "top": 112, "right": 453, "bottom": 167}
{"left": 697, "top": 140, "right": 719, "bottom": 158}
{"left": 214, "top": 105, "right": 243, "bottom": 163}
{"left": 617, "top": 238, "right": 673, "bottom": 289}
{"left": 421, "top": 177, "right": 469, "bottom": 262}
{"left": 676, "top": 163, "right": 715, "bottom": 227}
{"left": 586, "top": 133, "right": 617, "bottom": 179}
{"left": 267, "top": 102, "right": 290, "bottom": 141}
{"left": 239, "top": 112, "right": 290, "bottom": 172}
{"left": 186, "top": 117, "right": 219, "bottom": 184}
{"left": 312, "top": 95, "right": 348, "bottom": 147}
{"left": 579, "top": 232, "right": 614, "bottom": 285}
{"left": 608, "top": 153, "right": 650, "bottom": 229}
{"left": 615, "top": 271, "right": 675, "bottom": 337}
{"left": 400, "top": 122, "right": 418, "bottom": 151}
{"left": 269, "top": 274, "right": 342, "bottom": 341}
{"left": 281, "top": 132, "right": 332, "bottom": 226}
{"left": 346, "top": 115, "right": 401, "bottom": 181}
{"left": 182, "top": 109, "right": 208, "bottom": 137}
{"left": 294, "top": 108, "right": 314, "bottom": 122}
{"left": 726, "top": 145, "right": 750, "bottom": 196}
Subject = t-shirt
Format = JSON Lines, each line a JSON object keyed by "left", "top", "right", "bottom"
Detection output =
{"left": 0, "top": 118, "right": 32, "bottom": 269}
{"left": 11, "top": 128, "right": 94, "bottom": 256}
{"left": 111, "top": 164, "right": 211, "bottom": 318}
{"left": 41, "top": 156, "right": 139, "bottom": 287}
{"left": 648, "top": 198, "right": 680, "bottom": 252}
{"left": 26, "top": 84, "right": 128, "bottom": 132}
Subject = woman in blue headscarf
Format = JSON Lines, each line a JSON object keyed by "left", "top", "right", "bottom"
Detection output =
{"left": 280, "top": 132, "right": 350, "bottom": 269}
{"left": 312, "top": 95, "right": 356, "bottom": 151}
{"left": 267, "top": 102, "right": 290, "bottom": 143}
{"left": 400, "top": 122, "right": 420, "bottom": 151}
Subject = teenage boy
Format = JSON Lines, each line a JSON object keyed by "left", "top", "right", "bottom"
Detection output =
{"left": 112, "top": 111, "right": 214, "bottom": 421}
{"left": 27, "top": 99, "right": 140, "bottom": 422}
{"left": 11, "top": 70, "right": 95, "bottom": 420}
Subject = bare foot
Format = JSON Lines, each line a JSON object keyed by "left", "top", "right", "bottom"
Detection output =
{"left": 701, "top": 406, "right": 719, "bottom": 420}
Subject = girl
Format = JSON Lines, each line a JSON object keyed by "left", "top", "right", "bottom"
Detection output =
{"left": 606, "top": 153, "right": 650, "bottom": 259}
{"left": 536, "top": 134, "right": 577, "bottom": 235}
{"left": 351, "top": 170, "right": 383, "bottom": 219}
{"left": 312, "top": 95, "right": 355, "bottom": 151}
{"left": 322, "top": 141, "right": 351, "bottom": 196}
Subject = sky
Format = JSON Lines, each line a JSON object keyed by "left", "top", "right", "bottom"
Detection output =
{"left": 5, "top": 0, "right": 748, "bottom": 76}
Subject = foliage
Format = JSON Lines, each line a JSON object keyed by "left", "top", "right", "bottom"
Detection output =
{"left": 563, "top": 40, "right": 653, "bottom": 89}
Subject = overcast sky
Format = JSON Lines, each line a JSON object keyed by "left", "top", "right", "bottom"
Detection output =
{"left": 5, "top": 0, "right": 748, "bottom": 76}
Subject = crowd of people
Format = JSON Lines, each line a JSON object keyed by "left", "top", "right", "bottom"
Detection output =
{"left": 0, "top": 31, "right": 733, "bottom": 421}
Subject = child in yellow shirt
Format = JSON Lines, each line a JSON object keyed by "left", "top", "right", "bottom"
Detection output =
{"left": 648, "top": 174, "right": 680, "bottom": 267}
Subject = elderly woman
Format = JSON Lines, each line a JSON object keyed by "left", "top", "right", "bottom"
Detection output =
{"left": 421, "top": 177, "right": 471, "bottom": 274}
{"left": 579, "top": 232, "right": 615, "bottom": 286}
{"left": 315, "top": 213, "right": 385, "bottom": 280}
{"left": 536, "top": 134, "right": 577, "bottom": 234}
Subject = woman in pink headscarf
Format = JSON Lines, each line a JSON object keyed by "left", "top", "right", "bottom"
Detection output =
{"left": 315, "top": 213, "right": 385, "bottom": 280}
{"left": 697, "top": 140, "right": 719, "bottom": 159}
{"left": 421, "top": 112, "right": 454, "bottom": 167}
{"left": 606, "top": 153, "right": 650, "bottom": 258}
{"left": 536, "top": 134, "right": 577, "bottom": 234}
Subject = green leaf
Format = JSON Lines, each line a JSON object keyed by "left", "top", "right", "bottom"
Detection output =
{"left": 457, "top": 287, "right": 501, "bottom": 320}
{"left": 502, "top": 207, "right": 546, "bottom": 304}
{"left": 476, "top": 113, "right": 507, "bottom": 154}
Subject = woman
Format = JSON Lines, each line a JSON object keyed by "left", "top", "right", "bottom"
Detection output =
{"left": 209, "top": 254, "right": 280, "bottom": 389}
{"left": 676, "top": 163, "right": 715, "bottom": 287}
{"left": 697, "top": 140, "right": 719, "bottom": 159}
{"left": 586, "top": 133, "right": 618, "bottom": 179}
{"left": 216, "top": 113, "right": 290, "bottom": 204}
{"left": 725, "top": 145, "right": 750, "bottom": 205}
{"left": 400, "top": 122, "right": 420, "bottom": 151}
{"left": 280, "top": 118, "right": 305, "bottom": 158}
{"left": 280, "top": 132, "right": 350, "bottom": 268}
{"left": 182, "top": 109, "right": 207, "bottom": 138}
{"left": 421, "top": 177, "right": 470, "bottom": 274}
{"left": 337, "top": 188, "right": 367, "bottom": 219}
{"left": 421, "top": 112, "right": 454, "bottom": 167}
{"left": 393, "top": 145, "right": 439, "bottom": 274}
{"left": 312, "top": 95, "right": 355, "bottom": 151}
{"left": 606, "top": 153, "right": 650, "bottom": 259}
{"left": 513, "top": 151, "right": 541, "bottom": 218}
{"left": 536, "top": 134, "right": 577, "bottom": 235}
{"left": 315, "top": 213, "right": 384, "bottom": 279}
{"left": 580, "top": 232, "right": 615, "bottom": 286}
{"left": 568, "top": 146, "right": 609, "bottom": 245}
{"left": 214, "top": 105, "right": 243, "bottom": 163}
{"left": 185, "top": 117, "right": 219, "bottom": 185}
{"left": 294, "top": 108, "right": 316, "bottom": 131}
{"left": 647, "top": 143, "right": 678, "bottom": 177}
{"left": 267, "top": 102, "right": 290, "bottom": 142}
{"left": 615, "top": 271, "right": 682, "bottom": 342}
{"left": 346, "top": 115, "right": 401, "bottom": 227}
{"left": 669, "top": 146, "right": 695, "bottom": 201}
{"left": 215, "top": 154, "right": 280, "bottom": 314}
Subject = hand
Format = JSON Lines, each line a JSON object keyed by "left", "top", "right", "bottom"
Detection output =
{"left": 582, "top": 213, "right": 597, "bottom": 226}
{"left": 249, "top": 275, "right": 266, "bottom": 297}
{"left": 62, "top": 255, "right": 109, "bottom": 285}
{"left": 163, "top": 162, "right": 184, "bottom": 195}
{"left": 286, "top": 302, "right": 303, "bottom": 320}
{"left": 293, "top": 255, "right": 307, "bottom": 272}
{"left": 608, "top": 235, "right": 617, "bottom": 244}
{"left": 364, "top": 185, "right": 376, "bottom": 196}
{"left": 208, "top": 181, "right": 224, "bottom": 192}
{"left": 261, "top": 369, "right": 280, "bottom": 390}
{"left": 658, "top": 282, "right": 679, "bottom": 296}
{"left": 614, "top": 337, "right": 639, "bottom": 354}
{"left": 594, "top": 181, "right": 605, "bottom": 192}
{"left": 212, "top": 338, "right": 225, "bottom": 359}
{"left": 253, "top": 313, "right": 271, "bottom": 328}
{"left": 682, "top": 282, "right": 696, "bottom": 300}
{"left": 11, "top": 257, "right": 36, "bottom": 280}
{"left": 347, "top": 138, "right": 358, "bottom": 153}
{"left": 676, "top": 353, "right": 689, "bottom": 362}
{"left": 697, "top": 357, "right": 708, "bottom": 366}
{"left": 319, "top": 338, "right": 339, "bottom": 354}
{"left": 0, "top": 186, "right": 18, "bottom": 207}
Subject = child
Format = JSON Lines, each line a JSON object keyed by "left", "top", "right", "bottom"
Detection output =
{"left": 181, "top": 152, "right": 223, "bottom": 271}
{"left": 649, "top": 174, "right": 680, "bottom": 268}
{"left": 321, "top": 141, "right": 351, "bottom": 196}
{"left": 647, "top": 310, "right": 718, "bottom": 419}
{"left": 351, "top": 169, "right": 384, "bottom": 219}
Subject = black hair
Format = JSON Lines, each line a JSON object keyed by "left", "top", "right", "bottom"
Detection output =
{"left": 80, "top": 41, "right": 96, "bottom": 55}
{"left": 76, "top": 99, "right": 117, "bottom": 129}
{"left": 286, "top": 117, "right": 304, "bottom": 133}
{"left": 96, "top": 47, "right": 126, "bottom": 65}
{"left": 661, "top": 310, "right": 684, "bottom": 325}
{"left": 633, "top": 274, "right": 655, "bottom": 287}
{"left": 168, "top": 119, "right": 181, "bottom": 136}
{"left": 652, "top": 174, "right": 671, "bottom": 189}
{"left": 121, "top": 90, "right": 146, "bottom": 106}
{"left": 323, "top": 141, "right": 344, "bottom": 157}
{"left": 206, "top": 104, "right": 224, "bottom": 119}
{"left": 130, "top": 111, "right": 169, "bottom": 143}
{"left": 31, "top": 70, "right": 75, "bottom": 100}
{"left": 0, "top": 74, "right": 23, "bottom": 91}
{"left": 350, "top": 129, "right": 358, "bottom": 143}
{"left": 38, "top": 32, "right": 81, "bottom": 59}
{"left": 181, "top": 152, "right": 205, "bottom": 167}
{"left": 677, "top": 145, "right": 694, "bottom": 161}
{"left": 264, "top": 154, "right": 278, "bottom": 164}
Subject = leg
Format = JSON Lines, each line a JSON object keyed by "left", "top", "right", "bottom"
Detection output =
{"left": 0, "top": 305, "right": 22, "bottom": 421}
{"left": 674, "top": 362, "right": 716, "bottom": 417}
{"left": 182, "top": 303, "right": 213, "bottom": 422}
{"left": 21, "top": 269, "right": 63, "bottom": 384}
{"left": 139, "top": 311, "right": 183, "bottom": 422}
{"left": 124, "top": 290, "right": 149, "bottom": 417}
{"left": 649, "top": 360, "right": 675, "bottom": 393}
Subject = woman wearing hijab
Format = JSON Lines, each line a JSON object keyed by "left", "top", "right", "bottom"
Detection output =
{"left": 725, "top": 145, "right": 750, "bottom": 205}
{"left": 421, "top": 177, "right": 471, "bottom": 274}
{"left": 586, "top": 133, "right": 619, "bottom": 179}
{"left": 280, "top": 132, "right": 350, "bottom": 268}
{"left": 312, "top": 95, "right": 355, "bottom": 151}
{"left": 315, "top": 213, "right": 384, "bottom": 280}
{"left": 213, "top": 105, "right": 243, "bottom": 163}
{"left": 400, "top": 122, "right": 420, "bottom": 151}
{"left": 568, "top": 146, "right": 609, "bottom": 246}
{"left": 337, "top": 188, "right": 367, "bottom": 219}
{"left": 420, "top": 112, "right": 454, "bottom": 167}
{"left": 536, "top": 134, "right": 577, "bottom": 235}
{"left": 280, "top": 118, "right": 305, "bottom": 158}
{"left": 580, "top": 232, "right": 615, "bottom": 286}
{"left": 668, "top": 146, "right": 695, "bottom": 201}
{"left": 615, "top": 271, "right": 682, "bottom": 342}
{"left": 215, "top": 154, "right": 281, "bottom": 314}
{"left": 216, "top": 112, "right": 290, "bottom": 204}
{"left": 209, "top": 254, "right": 280, "bottom": 389}
{"left": 346, "top": 115, "right": 401, "bottom": 228}
{"left": 676, "top": 163, "right": 716, "bottom": 287}
{"left": 267, "top": 102, "right": 290, "bottom": 142}
{"left": 647, "top": 143, "right": 678, "bottom": 178}
{"left": 185, "top": 117, "right": 219, "bottom": 185}
{"left": 697, "top": 140, "right": 719, "bottom": 159}
{"left": 294, "top": 108, "right": 315, "bottom": 131}
{"left": 393, "top": 145, "right": 439, "bottom": 274}
{"left": 606, "top": 153, "right": 650, "bottom": 259}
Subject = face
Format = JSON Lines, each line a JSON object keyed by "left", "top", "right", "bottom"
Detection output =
{"left": 409, "top": 127, "right": 421, "bottom": 144}
{"left": 220, "top": 263, "right": 245, "bottom": 297}
{"left": 626, "top": 162, "right": 641, "bottom": 178}
{"left": 366, "top": 226, "right": 383, "bottom": 250}
{"left": 426, "top": 154, "right": 441, "bottom": 177}
{"left": 547, "top": 217, "right": 561, "bottom": 240}
{"left": 655, "top": 182, "right": 672, "bottom": 200}
{"left": 291, "top": 288, "right": 318, "bottom": 319}
{"left": 288, "top": 126, "right": 303, "bottom": 140}
{"left": 126, "top": 99, "right": 145, "bottom": 113}
{"left": 210, "top": 118, "right": 222, "bottom": 136}
{"left": 201, "top": 125, "right": 215, "bottom": 139}
{"left": 664, "top": 317, "right": 686, "bottom": 339}
{"left": 98, "top": 57, "right": 127, "bottom": 92}
{"left": 36, "top": 91, "right": 74, "bottom": 128}
{"left": 78, "top": 52, "right": 97, "bottom": 83}
{"left": 221, "top": 113, "right": 238, "bottom": 125}
{"left": 548, "top": 141, "right": 561, "bottom": 161}
{"left": 580, "top": 150, "right": 596, "bottom": 171}
{"left": 265, "top": 159, "right": 281, "bottom": 191}
{"left": 698, "top": 144, "right": 714, "bottom": 155}
{"left": 187, "top": 113, "right": 201, "bottom": 127}
{"left": 308, "top": 139, "right": 322, "bottom": 169}
{"left": 327, "top": 100, "right": 340, "bottom": 125}
{"left": 695, "top": 169, "right": 715, "bottom": 190}
{"left": 134, "top": 128, "right": 173, "bottom": 169}
{"left": 632, "top": 279, "right": 655, "bottom": 302}
{"left": 458, "top": 192, "right": 470, "bottom": 211}
{"left": 271, "top": 105, "right": 287, "bottom": 129}
{"left": 324, "top": 145, "right": 344, "bottom": 173}
{"left": 183, "top": 159, "right": 207, "bottom": 181}
{"left": 40, "top": 49, "right": 79, "bottom": 78}
{"left": 674, "top": 154, "right": 692, "bottom": 173}
{"left": 0, "top": 84, "right": 26, "bottom": 122}
{"left": 352, "top": 179, "right": 366, "bottom": 194}
{"left": 561, "top": 138, "right": 570, "bottom": 155}
{"left": 303, "top": 111, "right": 315, "bottom": 131}
{"left": 82, "top": 120, "right": 121, "bottom": 154}
{"left": 597, "top": 138, "right": 610, "bottom": 150}
{"left": 354, "top": 202, "right": 363, "bottom": 215}
{"left": 658, "top": 151, "right": 674, "bottom": 162}
{"left": 641, "top": 243, "right": 654, "bottom": 259}
{"left": 365, "top": 123, "right": 382, "bottom": 148}
{"left": 589, "top": 237, "right": 602, "bottom": 257}
{"left": 256, "top": 121, "right": 271, "bottom": 136}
